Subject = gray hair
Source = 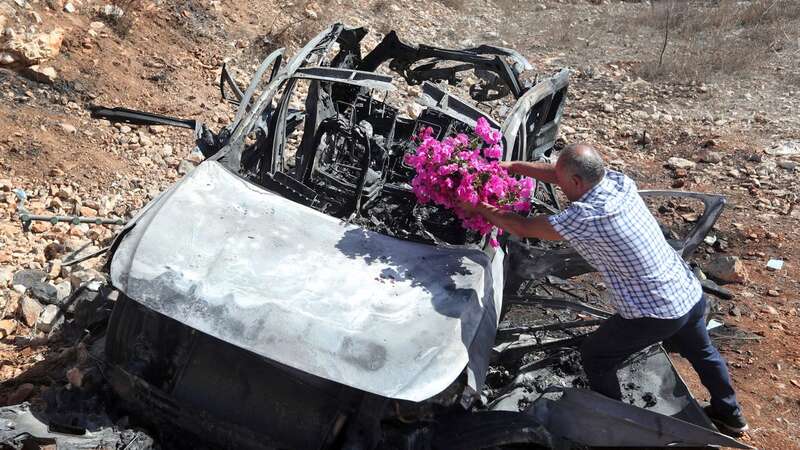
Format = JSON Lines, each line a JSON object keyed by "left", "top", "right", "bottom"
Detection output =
{"left": 558, "top": 143, "right": 606, "bottom": 185}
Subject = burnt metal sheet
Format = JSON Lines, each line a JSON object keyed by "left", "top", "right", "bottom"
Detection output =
{"left": 229, "top": 49, "right": 284, "bottom": 126}
{"left": 213, "top": 24, "right": 348, "bottom": 171}
{"left": 432, "top": 410, "right": 559, "bottom": 449}
{"left": 501, "top": 69, "right": 569, "bottom": 162}
{"left": 109, "top": 161, "right": 503, "bottom": 402}
{"left": 639, "top": 190, "right": 727, "bottom": 258}
{"left": 293, "top": 67, "right": 396, "bottom": 91}
{"left": 357, "top": 30, "right": 528, "bottom": 98}
{"left": 464, "top": 44, "right": 533, "bottom": 72}
{"left": 0, "top": 403, "right": 151, "bottom": 449}
{"left": 419, "top": 81, "right": 502, "bottom": 129}
{"left": 530, "top": 388, "right": 753, "bottom": 448}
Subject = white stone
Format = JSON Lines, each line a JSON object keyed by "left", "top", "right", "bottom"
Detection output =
{"left": 101, "top": 4, "right": 124, "bottom": 19}
{"left": 0, "top": 52, "right": 16, "bottom": 64}
{"left": 36, "top": 304, "right": 59, "bottom": 332}
{"left": 0, "top": 267, "right": 12, "bottom": 286}
{"left": 55, "top": 280, "right": 71, "bottom": 302}
{"left": 666, "top": 157, "right": 696, "bottom": 170}
{"left": 177, "top": 159, "right": 196, "bottom": 175}
{"left": 69, "top": 268, "right": 105, "bottom": 290}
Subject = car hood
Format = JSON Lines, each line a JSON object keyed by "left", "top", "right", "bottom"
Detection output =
{"left": 110, "top": 161, "right": 503, "bottom": 401}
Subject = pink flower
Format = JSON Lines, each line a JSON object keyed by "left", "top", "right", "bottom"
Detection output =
{"left": 407, "top": 119, "right": 536, "bottom": 247}
{"left": 475, "top": 117, "right": 502, "bottom": 145}
{"left": 483, "top": 144, "right": 502, "bottom": 160}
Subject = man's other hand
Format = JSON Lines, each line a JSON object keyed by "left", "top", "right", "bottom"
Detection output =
{"left": 458, "top": 201, "right": 482, "bottom": 216}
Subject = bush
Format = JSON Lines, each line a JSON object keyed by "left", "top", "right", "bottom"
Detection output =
{"left": 100, "top": 0, "right": 141, "bottom": 37}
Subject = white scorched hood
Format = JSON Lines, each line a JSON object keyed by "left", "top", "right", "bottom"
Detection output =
{"left": 110, "top": 161, "right": 503, "bottom": 401}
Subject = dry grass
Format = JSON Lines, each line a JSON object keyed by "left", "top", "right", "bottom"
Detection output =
{"left": 439, "top": 0, "right": 466, "bottom": 10}
{"left": 257, "top": 0, "right": 321, "bottom": 54}
{"left": 371, "top": 0, "right": 390, "bottom": 13}
{"left": 632, "top": 0, "right": 800, "bottom": 82}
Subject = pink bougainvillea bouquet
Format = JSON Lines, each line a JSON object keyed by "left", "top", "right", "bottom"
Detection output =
{"left": 404, "top": 117, "right": 535, "bottom": 247}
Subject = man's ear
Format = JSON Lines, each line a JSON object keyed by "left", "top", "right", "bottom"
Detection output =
{"left": 571, "top": 174, "right": 583, "bottom": 189}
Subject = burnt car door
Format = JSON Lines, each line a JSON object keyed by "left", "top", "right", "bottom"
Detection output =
{"left": 502, "top": 69, "right": 569, "bottom": 212}
{"left": 502, "top": 69, "right": 569, "bottom": 164}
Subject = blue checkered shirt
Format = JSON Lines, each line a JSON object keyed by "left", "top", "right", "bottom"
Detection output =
{"left": 547, "top": 171, "right": 702, "bottom": 319}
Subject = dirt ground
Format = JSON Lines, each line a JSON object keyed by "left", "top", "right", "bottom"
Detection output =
{"left": 0, "top": 0, "right": 799, "bottom": 448}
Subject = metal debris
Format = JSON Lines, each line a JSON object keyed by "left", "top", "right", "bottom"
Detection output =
{"left": 766, "top": 259, "right": 784, "bottom": 271}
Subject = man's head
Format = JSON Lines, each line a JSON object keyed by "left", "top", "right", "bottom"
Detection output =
{"left": 555, "top": 143, "right": 606, "bottom": 201}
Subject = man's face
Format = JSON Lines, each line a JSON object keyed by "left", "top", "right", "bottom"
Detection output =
{"left": 555, "top": 159, "right": 584, "bottom": 202}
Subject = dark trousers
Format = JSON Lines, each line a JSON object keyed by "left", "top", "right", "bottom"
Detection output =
{"left": 580, "top": 295, "right": 741, "bottom": 416}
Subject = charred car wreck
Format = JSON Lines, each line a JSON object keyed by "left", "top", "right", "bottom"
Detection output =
{"left": 1, "top": 24, "right": 751, "bottom": 449}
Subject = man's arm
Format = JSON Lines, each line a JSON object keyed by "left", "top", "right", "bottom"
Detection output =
{"left": 502, "top": 161, "right": 558, "bottom": 184}
{"left": 464, "top": 202, "right": 563, "bottom": 241}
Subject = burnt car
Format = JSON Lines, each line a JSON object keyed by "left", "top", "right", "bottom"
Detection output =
{"left": 1, "top": 24, "right": 752, "bottom": 450}
{"left": 102, "top": 23, "right": 567, "bottom": 449}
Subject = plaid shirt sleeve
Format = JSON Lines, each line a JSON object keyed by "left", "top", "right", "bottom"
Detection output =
{"left": 547, "top": 205, "right": 593, "bottom": 241}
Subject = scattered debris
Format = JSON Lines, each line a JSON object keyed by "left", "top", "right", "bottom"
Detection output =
{"left": 766, "top": 259, "right": 784, "bottom": 271}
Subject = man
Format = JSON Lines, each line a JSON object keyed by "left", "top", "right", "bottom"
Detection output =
{"left": 462, "top": 143, "right": 748, "bottom": 435}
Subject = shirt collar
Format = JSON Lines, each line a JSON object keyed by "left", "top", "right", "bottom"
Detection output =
{"left": 576, "top": 172, "right": 608, "bottom": 203}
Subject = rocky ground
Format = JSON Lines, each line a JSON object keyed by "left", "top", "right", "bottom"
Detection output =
{"left": 0, "top": 0, "right": 799, "bottom": 448}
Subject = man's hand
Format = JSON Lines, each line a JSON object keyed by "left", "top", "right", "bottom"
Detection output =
{"left": 457, "top": 201, "right": 563, "bottom": 241}
{"left": 497, "top": 160, "right": 558, "bottom": 185}
{"left": 458, "top": 201, "right": 482, "bottom": 216}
